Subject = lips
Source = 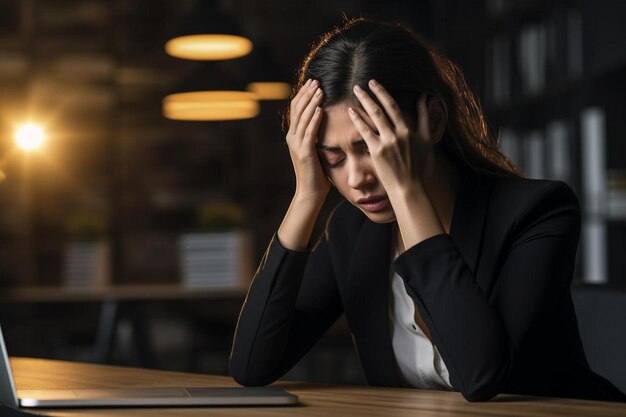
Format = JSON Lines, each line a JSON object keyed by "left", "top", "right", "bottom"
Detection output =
{"left": 357, "top": 195, "right": 390, "bottom": 213}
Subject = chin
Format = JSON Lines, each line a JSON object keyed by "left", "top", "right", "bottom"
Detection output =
{"left": 359, "top": 207, "right": 396, "bottom": 224}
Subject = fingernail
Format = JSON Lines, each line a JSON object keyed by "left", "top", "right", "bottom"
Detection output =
{"left": 354, "top": 85, "right": 363, "bottom": 93}
{"left": 315, "top": 107, "right": 321, "bottom": 114}
{"left": 311, "top": 80, "right": 319, "bottom": 88}
{"left": 315, "top": 88, "right": 322, "bottom": 96}
{"left": 348, "top": 107, "right": 355, "bottom": 114}
{"left": 369, "top": 79, "right": 378, "bottom": 87}
{"left": 305, "top": 79, "right": 311, "bottom": 86}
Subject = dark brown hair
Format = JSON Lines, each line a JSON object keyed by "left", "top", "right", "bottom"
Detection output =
{"left": 283, "top": 17, "right": 523, "bottom": 179}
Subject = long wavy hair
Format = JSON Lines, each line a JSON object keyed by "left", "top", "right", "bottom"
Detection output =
{"left": 282, "top": 17, "right": 523, "bottom": 179}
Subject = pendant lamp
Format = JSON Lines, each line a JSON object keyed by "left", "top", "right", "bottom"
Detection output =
{"left": 165, "top": 0, "right": 252, "bottom": 61}
{"left": 163, "top": 91, "right": 259, "bottom": 121}
{"left": 163, "top": 62, "right": 259, "bottom": 121}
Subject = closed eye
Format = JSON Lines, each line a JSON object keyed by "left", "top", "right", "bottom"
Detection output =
{"left": 318, "top": 142, "right": 369, "bottom": 169}
{"left": 320, "top": 152, "right": 345, "bottom": 168}
{"left": 326, "top": 158, "right": 346, "bottom": 169}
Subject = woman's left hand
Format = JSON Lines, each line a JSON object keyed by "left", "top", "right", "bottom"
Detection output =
{"left": 348, "top": 79, "right": 433, "bottom": 197}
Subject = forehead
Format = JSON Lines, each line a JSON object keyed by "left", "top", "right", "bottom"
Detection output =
{"left": 318, "top": 104, "right": 376, "bottom": 147}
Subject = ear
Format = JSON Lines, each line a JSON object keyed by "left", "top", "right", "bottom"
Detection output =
{"left": 416, "top": 95, "right": 447, "bottom": 145}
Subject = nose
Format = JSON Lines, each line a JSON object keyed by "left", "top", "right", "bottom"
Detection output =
{"left": 347, "top": 158, "right": 375, "bottom": 190}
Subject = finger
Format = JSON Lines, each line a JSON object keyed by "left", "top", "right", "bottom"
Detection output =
{"left": 290, "top": 79, "right": 319, "bottom": 130}
{"left": 367, "top": 79, "right": 408, "bottom": 132}
{"left": 417, "top": 93, "right": 431, "bottom": 141}
{"left": 291, "top": 78, "right": 311, "bottom": 109}
{"left": 347, "top": 106, "right": 379, "bottom": 148}
{"left": 296, "top": 87, "right": 324, "bottom": 139}
{"left": 290, "top": 79, "right": 318, "bottom": 131}
{"left": 302, "top": 106, "right": 323, "bottom": 148}
{"left": 352, "top": 84, "right": 394, "bottom": 137}
{"left": 288, "top": 79, "right": 311, "bottom": 121}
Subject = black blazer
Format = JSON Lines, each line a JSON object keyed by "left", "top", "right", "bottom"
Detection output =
{"left": 230, "top": 168, "right": 626, "bottom": 402}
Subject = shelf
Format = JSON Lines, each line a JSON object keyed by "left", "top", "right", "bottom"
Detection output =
{"left": 476, "top": 0, "right": 626, "bottom": 285}
{"left": 0, "top": 284, "right": 246, "bottom": 303}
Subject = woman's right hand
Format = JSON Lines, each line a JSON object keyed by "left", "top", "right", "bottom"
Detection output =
{"left": 286, "top": 79, "right": 330, "bottom": 204}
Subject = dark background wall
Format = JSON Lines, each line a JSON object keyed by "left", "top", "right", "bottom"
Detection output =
{"left": 0, "top": 0, "right": 625, "bottom": 388}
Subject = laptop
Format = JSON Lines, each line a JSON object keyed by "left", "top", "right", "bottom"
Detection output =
{"left": 0, "top": 324, "right": 297, "bottom": 408}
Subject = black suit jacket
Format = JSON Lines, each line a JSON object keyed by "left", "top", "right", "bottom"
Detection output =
{"left": 230, "top": 168, "right": 626, "bottom": 402}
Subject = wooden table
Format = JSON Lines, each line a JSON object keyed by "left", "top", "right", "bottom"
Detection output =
{"left": 9, "top": 357, "right": 626, "bottom": 416}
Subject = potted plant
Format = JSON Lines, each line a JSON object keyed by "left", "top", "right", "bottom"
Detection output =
{"left": 178, "top": 201, "right": 252, "bottom": 289}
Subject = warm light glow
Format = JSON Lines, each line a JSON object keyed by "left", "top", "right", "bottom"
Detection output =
{"left": 15, "top": 123, "right": 45, "bottom": 151}
{"left": 165, "top": 35, "right": 253, "bottom": 60}
{"left": 246, "top": 82, "right": 291, "bottom": 100}
{"left": 163, "top": 91, "right": 259, "bottom": 121}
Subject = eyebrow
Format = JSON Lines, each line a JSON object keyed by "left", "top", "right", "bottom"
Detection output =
{"left": 316, "top": 139, "right": 367, "bottom": 152}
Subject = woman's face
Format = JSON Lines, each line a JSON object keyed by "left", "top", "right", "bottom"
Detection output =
{"left": 316, "top": 103, "right": 396, "bottom": 224}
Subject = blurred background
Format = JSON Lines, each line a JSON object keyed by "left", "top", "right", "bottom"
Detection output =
{"left": 0, "top": 0, "right": 625, "bottom": 392}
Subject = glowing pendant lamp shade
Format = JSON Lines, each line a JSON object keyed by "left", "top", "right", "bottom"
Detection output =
{"left": 163, "top": 91, "right": 259, "bottom": 121}
{"left": 165, "top": 0, "right": 252, "bottom": 61}
{"left": 246, "top": 82, "right": 290, "bottom": 100}
{"left": 166, "top": 34, "right": 252, "bottom": 61}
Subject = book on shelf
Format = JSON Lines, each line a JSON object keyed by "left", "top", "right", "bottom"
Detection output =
{"left": 523, "top": 130, "right": 545, "bottom": 180}
{"left": 486, "top": 34, "right": 511, "bottom": 106}
{"left": 545, "top": 9, "right": 583, "bottom": 84}
{"left": 581, "top": 107, "right": 607, "bottom": 215}
{"left": 517, "top": 23, "right": 547, "bottom": 97}
{"left": 546, "top": 119, "right": 572, "bottom": 184}
{"left": 63, "top": 240, "right": 110, "bottom": 287}
{"left": 177, "top": 231, "right": 252, "bottom": 289}
{"left": 498, "top": 127, "right": 521, "bottom": 166}
{"left": 582, "top": 221, "right": 608, "bottom": 284}
{"left": 580, "top": 106, "right": 608, "bottom": 284}
{"left": 498, "top": 120, "right": 574, "bottom": 184}
{"left": 484, "top": 6, "right": 582, "bottom": 105}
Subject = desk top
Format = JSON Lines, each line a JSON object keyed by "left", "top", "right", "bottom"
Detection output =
{"left": 9, "top": 357, "right": 626, "bottom": 417}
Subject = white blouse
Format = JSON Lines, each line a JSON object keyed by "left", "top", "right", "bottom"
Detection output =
{"left": 389, "top": 248, "right": 454, "bottom": 390}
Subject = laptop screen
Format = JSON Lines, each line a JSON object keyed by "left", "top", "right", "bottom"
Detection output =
{"left": 0, "top": 324, "right": 19, "bottom": 409}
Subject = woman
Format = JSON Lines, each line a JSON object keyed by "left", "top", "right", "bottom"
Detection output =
{"left": 229, "top": 17, "right": 626, "bottom": 402}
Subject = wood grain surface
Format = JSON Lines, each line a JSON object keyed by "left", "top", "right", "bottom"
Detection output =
{"left": 9, "top": 357, "right": 626, "bottom": 417}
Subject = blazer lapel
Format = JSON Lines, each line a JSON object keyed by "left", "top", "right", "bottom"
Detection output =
{"left": 449, "top": 168, "right": 492, "bottom": 292}
{"left": 344, "top": 168, "right": 491, "bottom": 387}
{"left": 347, "top": 218, "right": 402, "bottom": 387}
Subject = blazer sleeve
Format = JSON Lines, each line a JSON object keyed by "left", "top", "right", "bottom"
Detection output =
{"left": 229, "top": 218, "right": 343, "bottom": 386}
{"left": 392, "top": 180, "right": 580, "bottom": 402}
